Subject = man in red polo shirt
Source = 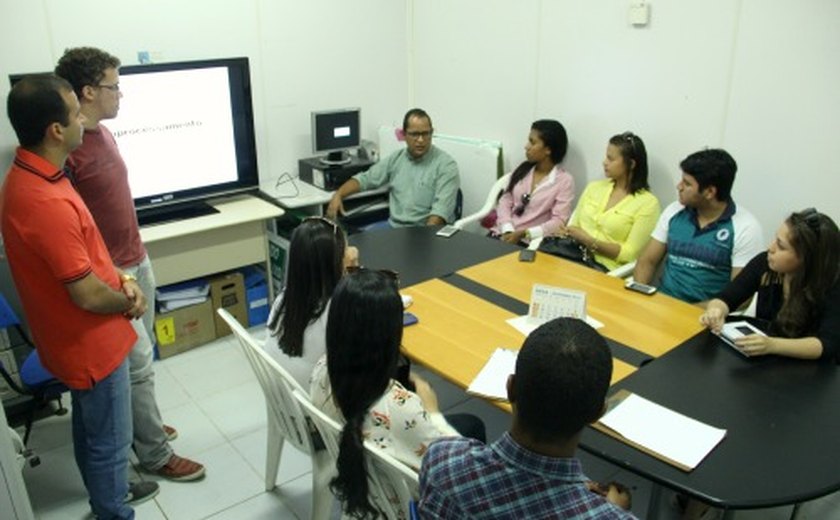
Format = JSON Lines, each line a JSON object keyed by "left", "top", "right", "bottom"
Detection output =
{"left": 2, "top": 75, "right": 154, "bottom": 519}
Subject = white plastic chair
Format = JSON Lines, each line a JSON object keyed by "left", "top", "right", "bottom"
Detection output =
{"left": 292, "top": 389, "right": 419, "bottom": 520}
{"left": 453, "top": 172, "right": 511, "bottom": 232}
{"left": 217, "top": 309, "right": 334, "bottom": 520}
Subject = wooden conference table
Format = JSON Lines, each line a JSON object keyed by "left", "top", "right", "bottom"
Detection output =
{"left": 351, "top": 226, "right": 840, "bottom": 516}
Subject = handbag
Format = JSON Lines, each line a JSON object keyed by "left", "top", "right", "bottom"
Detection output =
{"left": 537, "top": 236, "right": 608, "bottom": 272}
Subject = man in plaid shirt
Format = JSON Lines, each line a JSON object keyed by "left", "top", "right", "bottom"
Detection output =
{"left": 419, "top": 318, "right": 635, "bottom": 519}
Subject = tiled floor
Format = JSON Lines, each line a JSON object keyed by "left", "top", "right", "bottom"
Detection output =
{"left": 17, "top": 328, "right": 840, "bottom": 519}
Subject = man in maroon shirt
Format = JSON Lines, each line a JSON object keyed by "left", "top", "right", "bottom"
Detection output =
{"left": 56, "top": 47, "right": 204, "bottom": 482}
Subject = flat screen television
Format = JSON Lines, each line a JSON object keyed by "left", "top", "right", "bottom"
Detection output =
{"left": 10, "top": 57, "right": 259, "bottom": 226}
{"left": 311, "top": 107, "right": 360, "bottom": 165}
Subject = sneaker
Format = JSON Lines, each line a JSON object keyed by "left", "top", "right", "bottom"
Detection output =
{"left": 124, "top": 481, "right": 159, "bottom": 506}
{"left": 156, "top": 454, "right": 206, "bottom": 482}
{"left": 163, "top": 424, "right": 178, "bottom": 442}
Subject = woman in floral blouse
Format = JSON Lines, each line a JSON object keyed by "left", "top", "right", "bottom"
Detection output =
{"left": 310, "top": 269, "right": 466, "bottom": 518}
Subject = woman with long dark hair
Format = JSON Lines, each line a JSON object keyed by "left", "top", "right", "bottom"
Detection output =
{"left": 310, "top": 269, "right": 462, "bottom": 518}
{"left": 558, "top": 132, "right": 660, "bottom": 270}
{"left": 264, "top": 217, "right": 357, "bottom": 389}
{"left": 701, "top": 209, "right": 840, "bottom": 360}
{"left": 491, "top": 119, "right": 575, "bottom": 244}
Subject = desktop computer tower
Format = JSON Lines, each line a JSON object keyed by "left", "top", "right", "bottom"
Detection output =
{"left": 298, "top": 156, "right": 374, "bottom": 191}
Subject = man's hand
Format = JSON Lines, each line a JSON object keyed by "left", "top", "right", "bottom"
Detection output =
{"left": 121, "top": 279, "right": 147, "bottom": 319}
{"left": 326, "top": 194, "right": 345, "bottom": 220}
{"left": 587, "top": 481, "right": 632, "bottom": 511}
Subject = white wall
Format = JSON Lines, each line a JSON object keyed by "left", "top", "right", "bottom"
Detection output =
{"left": 0, "top": 0, "right": 408, "bottom": 181}
{"left": 412, "top": 0, "right": 840, "bottom": 236}
{"left": 0, "top": 0, "right": 837, "bottom": 231}
{"left": 0, "top": 0, "right": 408, "bottom": 317}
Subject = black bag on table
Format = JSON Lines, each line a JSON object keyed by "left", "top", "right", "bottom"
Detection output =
{"left": 537, "top": 236, "right": 608, "bottom": 273}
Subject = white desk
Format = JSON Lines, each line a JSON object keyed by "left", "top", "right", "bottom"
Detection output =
{"left": 260, "top": 178, "right": 389, "bottom": 216}
{"left": 139, "top": 194, "right": 283, "bottom": 288}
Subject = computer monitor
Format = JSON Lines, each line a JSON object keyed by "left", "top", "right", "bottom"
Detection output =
{"left": 311, "top": 108, "right": 360, "bottom": 165}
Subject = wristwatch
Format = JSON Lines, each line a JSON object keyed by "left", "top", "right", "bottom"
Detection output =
{"left": 120, "top": 273, "right": 138, "bottom": 285}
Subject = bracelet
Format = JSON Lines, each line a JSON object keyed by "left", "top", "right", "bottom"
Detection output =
{"left": 589, "top": 238, "right": 598, "bottom": 252}
{"left": 120, "top": 273, "right": 137, "bottom": 285}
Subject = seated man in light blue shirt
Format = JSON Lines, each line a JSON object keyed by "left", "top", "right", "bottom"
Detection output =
{"left": 326, "top": 108, "right": 460, "bottom": 227}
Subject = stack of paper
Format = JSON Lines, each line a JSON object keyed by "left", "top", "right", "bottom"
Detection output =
{"left": 156, "top": 279, "right": 210, "bottom": 312}
{"left": 467, "top": 348, "right": 518, "bottom": 400}
{"left": 597, "top": 393, "right": 727, "bottom": 471}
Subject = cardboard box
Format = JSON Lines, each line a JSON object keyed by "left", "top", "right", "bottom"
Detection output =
{"left": 154, "top": 299, "right": 216, "bottom": 359}
{"left": 242, "top": 266, "right": 271, "bottom": 327}
{"left": 210, "top": 272, "right": 248, "bottom": 337}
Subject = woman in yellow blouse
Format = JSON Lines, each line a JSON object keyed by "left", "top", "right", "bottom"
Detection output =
{"left": 558, "top": 132, "right": 660, "bottom": 271}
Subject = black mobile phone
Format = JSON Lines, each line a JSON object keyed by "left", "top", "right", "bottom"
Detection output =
{"left": 518, "top": 249, "right": 536, "bottom": 262}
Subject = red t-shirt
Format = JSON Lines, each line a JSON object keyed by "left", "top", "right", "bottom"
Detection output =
{"left": 66, "top": 124, "right": 146, "bottom": 268}
{"left": 1, "top": 148, "right": 136, "bottom": 389}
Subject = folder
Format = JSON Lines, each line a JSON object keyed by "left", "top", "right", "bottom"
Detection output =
{"left": 593, "top": 390, "right": 727, "bottom": 472}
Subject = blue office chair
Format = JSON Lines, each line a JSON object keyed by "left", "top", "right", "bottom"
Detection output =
{"left": 0, "top": 293, "right": 68, "bottom": 446}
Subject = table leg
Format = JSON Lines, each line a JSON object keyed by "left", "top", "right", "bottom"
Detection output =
{"left": 646, "top": 483, "right": 663, "bottom": 520}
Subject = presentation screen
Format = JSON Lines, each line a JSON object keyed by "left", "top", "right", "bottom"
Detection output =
{"left": 107, "top": 57, "right": 258, "bottom": 211}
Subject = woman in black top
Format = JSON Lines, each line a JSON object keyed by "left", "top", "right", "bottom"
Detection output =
{"left": 700, "top": 208, "right": 839, "bottom": 361}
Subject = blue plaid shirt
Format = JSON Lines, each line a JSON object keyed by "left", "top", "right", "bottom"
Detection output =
{"left": 419, "top": 432, "right": 637, "bottom": 519}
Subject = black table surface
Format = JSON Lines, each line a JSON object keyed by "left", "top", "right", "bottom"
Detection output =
{"left": 582, "top": 330, "right": 840, "bottom": 509}
{"left": 353, "top": 226, "right": 840, "bottom": 510}
{"left": 349, "top": 225, "right": 517, "bottom": 287}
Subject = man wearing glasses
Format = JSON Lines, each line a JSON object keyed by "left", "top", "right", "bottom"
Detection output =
{"left": 634, "top": 149, "right": 763, "bottom": 306}
{"left": 56, "top": 47, "right": 205, "bottom": 483}
{"left": 326, "top": 108, "right": 460, "bottom": 227}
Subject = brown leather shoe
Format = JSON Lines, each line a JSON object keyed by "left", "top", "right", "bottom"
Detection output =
{"left": 156, "top": 454, "right": 205, "bottom": 482}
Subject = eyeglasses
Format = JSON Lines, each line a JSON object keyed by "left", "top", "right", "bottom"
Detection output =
{"left": 405, "top": 130, "right": 433, "bottom": 140}
{"left": 95, "top": 83, "right": 120, "bottom": 92}
{"left": 303, "top": 215, "right": 339, "bottom": 235}
{"left": 345, "top": 266, "right": 400, "bottom": 285}
{"left": 513, "top": 193, "right": 531, "bottom": 217}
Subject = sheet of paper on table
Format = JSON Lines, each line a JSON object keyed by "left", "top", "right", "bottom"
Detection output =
{"left": 599, "top": 393, "right": 727, "bottom": 470}
{"left": 506, "top": 315, "right": 604, "bottom": 336}
{"left": 467, "top": 348, "right": 518, "bottom": 400}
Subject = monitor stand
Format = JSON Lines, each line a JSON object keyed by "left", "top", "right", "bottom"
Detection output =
{"left": 319, "top": 150, "right": 352, "bottom": 166}
{"left": 137, "top": 200, "right": 220, "bottom": 227}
